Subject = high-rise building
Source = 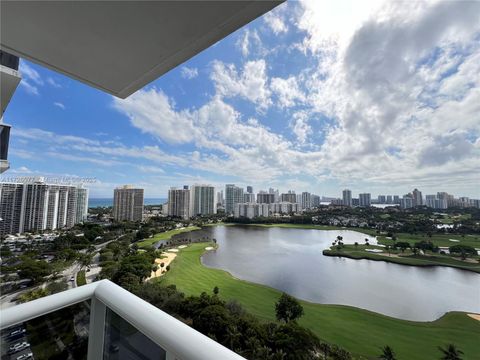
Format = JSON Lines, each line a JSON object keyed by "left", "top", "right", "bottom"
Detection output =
{"left": 393, "top": 195, "right": 400, "bottom": 204}
{"left": 280, "top": 191, "right": 296, "bottom": 203}
{"left": 386, "top": 195, "right": 393, "bottom": 204}
{"left": 234, "top": 203, "right": 269, "bottom": 219}
{"left": 436, "top": 192, "right": 449, "bottom": 209}
{"left": 412, "top": 189, "right": 423, "bottom": 207}
{"left": 246, "top": 186, "right": 253, "bottom": 194}
{"left": 244, "top": 193, "right": 255, "bottom": 203}
{"left": 216, "top": 190, "right": 224, "bottom": 207}
{"left": 0, "top": 181, "right": 88, "bottom": 236}
{"left": 257, "top": 192, "right": 275, "bottom": 204}
{"left": 359, "top": 193, "right": 371, "bottom": 207}
{"left": 225, "top": 184, "right": 243, "bottom": 214}
{"left": 190, "top": 185, "right": 216, "bottom": 216}
{"left": 342, "top": 189, "right": 352, "bottom": 207}
{"left": 425, "top": 195, "right": 437, "bottom": 208}
{"left": 377, "top": 195, "right": 386, "bottom": 204}
{"left": 168, "top": 187, "right": 190, "bottom": 219}
{"left": 76, "top": 187, "right": 89, "bottom": 223}
{"left": 270, "top": 202, "right": 300, "bottom": 214}
{"left": 311, "top": 194, "right": 320, "bottom": 207}
{"left": 113, "top": 185, "right": 144, "bottom": 222}
{"left": 301, "top": 192, "right": 311, "bottom": 210}
{"left": 400, "top": 194, "right": 414, "bottom": 209}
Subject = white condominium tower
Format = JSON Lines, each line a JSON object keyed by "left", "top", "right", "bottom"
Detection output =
{"left": 168, "top": 186, "right": 190, "bottom": 219}
{"left": 225, "top": 184, "right": 244, "bottom": 215}
{"left": 359, "top": 193, "right": 371, "bottom": 207}
{"left": 301, "top": 192, "right": 311, "bottom": 210}
{"left": 113, "top": 185, "right": 144, "bottom": 222}
{"left": 0, "top": 180, "right": 88, "bottom": 236}
{"left": 342, "top": 189, "right": 352, "bottom": 207}
{"left": 190, "top": 185, "right": 216, "bottom": 216}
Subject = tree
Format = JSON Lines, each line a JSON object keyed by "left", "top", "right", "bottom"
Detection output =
{"left": 438, "top": 344, "right": 464, "bottom": 360}
{"left": 379, "top": 345, "right": 396, "bottom": 360}
{"left": 18, "top": 259, "right": 52, "bottom": 284}
{"left": 319, "top": 342, "right": 331, "bottom": 359}
{"left": 213, "top": 286, "right": 219, "bottom": 295}
{"left": 275, "top": 293, "right": 304, "bottom": 323}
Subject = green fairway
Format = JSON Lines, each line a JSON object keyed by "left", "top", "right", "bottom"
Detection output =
{"left": 323, "top": 246, "right": 480, "bottom": 273}
{"left": 377, "top": 233, "right": 480, "bottom": 248}
{"left": 136, "top": 226, "right": 201, "bottom": 249}
{"left": 160, "top": 243, "right": 480, "bottom": 360}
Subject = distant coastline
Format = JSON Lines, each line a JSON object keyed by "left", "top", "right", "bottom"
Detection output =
{"left": 88, "top": 198, "right": 166, "bottom": 208}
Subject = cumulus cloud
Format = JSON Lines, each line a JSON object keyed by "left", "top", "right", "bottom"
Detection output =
{"left": 210, "top": 59, "right": 271, "bottom": 110}
{"left": 181, "top": 66, "right": 198, "bottom": 79}
{"left": 264, "top": 11, "right": 288, "bottom": 35}
{"left": 236, "top": 29, "right": 263, "bottom": 57}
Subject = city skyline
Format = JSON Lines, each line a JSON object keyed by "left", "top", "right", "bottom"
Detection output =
{"left": 2, "top": 1, "right": 479, "bottom": 198}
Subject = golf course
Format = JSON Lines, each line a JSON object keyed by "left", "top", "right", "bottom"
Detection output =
{"left": 159, "top": 242, "right": 480, "bottom": 359}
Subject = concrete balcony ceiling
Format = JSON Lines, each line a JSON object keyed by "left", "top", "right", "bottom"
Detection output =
{"left": 0, "top": 0, "right": 283, "bottom": 98}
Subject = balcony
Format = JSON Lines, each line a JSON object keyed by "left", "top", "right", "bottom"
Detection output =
{"left": 0, "top": 123, "right": 11, "bottom": 174}
{"left": 0, "top": 280, "right": 245, "bottom": 360}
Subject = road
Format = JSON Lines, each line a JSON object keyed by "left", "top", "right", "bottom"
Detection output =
{"left": 0, "top": 236, "right": 121, "bottom": 309}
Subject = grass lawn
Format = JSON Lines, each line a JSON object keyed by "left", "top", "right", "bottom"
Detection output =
{"left": 160, "top": 243, "right": 480, "bottom": 360}
{"left": 377, "top": 233, "right": 480, "bottom": 248}
{"left": 136, "top": 226, "right": 201, "bottom": 249}
{"left": 323, "top": 246, "right": 480, "bottom": 273}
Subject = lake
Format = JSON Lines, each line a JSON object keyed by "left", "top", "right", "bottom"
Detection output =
{"left": 173, "top": 225, "right": 480, "bottom": 321}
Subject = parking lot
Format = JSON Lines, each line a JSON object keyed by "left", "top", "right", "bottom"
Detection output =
{"left": 1, "top": 326, "right": 34, "bottom": 360}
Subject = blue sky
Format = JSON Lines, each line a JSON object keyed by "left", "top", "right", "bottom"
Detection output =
{"left": 2, "top": 0, "right": 480, "bottom": 198}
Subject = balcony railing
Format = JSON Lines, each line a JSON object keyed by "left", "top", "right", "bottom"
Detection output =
{"left": 0, "top": 279, "right": 245, "bottom": 360}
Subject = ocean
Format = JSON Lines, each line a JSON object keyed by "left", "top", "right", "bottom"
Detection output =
{"left": 88, "top": 198, "right": 167, "bottom": 208}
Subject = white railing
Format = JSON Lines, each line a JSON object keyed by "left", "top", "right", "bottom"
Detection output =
{"left": 0, "top": 279, "right": 245, "bottom": 360}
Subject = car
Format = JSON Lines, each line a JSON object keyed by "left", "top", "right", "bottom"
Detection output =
{"left": 8, "top": 341, "right": 30, "bottom": 354}
{"left": 16, "top": 353, "right": 33, "bottom": 360}
{"left": 8, "top": 328, "right": 26, "bottom": 337}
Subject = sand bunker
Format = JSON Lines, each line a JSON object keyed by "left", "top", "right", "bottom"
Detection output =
{"left": 148, "top": 252, "right": 177, "bottom": 279}
{"left": 205, "top": 246, "right": 214, "bottom": 250}
{"left": 468, "top": 314, "right": 480, "bottom": 322}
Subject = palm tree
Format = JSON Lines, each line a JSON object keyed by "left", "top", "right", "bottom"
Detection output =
{"left": 379, "top": 345, "right": 396, "bottom": 360}
{"left": 438, "top": 344, "right": 464, "bottom": 360}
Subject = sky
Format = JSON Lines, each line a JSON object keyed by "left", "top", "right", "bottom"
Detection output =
{"left": 2, "top": 0, "right": 480, "bottom": 199}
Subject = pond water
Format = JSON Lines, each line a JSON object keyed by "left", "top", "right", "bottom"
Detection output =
{"left": 173, "top": 225, "right": 480, "bottom": 321}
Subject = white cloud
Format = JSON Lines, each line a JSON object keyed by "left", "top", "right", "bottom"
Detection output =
{"left": 53, "top": 102, "right": 65, "bottom": 110}
{"left": 264, "top": 11, "right": 288, "bottom": 35}
{"left": 112, "top": 88, "right": 197, "bottom": 144}
{"left": 236, "top": 29, "right": 263, "bottom": 57}
{"left": 47, "top": 77, "right": 62, "bottom": 88}
{"left": 19, "top": 80, "right": 39, "bottom": 95}
{"left": 19, "top": 62, "right": 43, "bottom": 85}
{"left": 19, "top": 62, "right": 43, "bottom": 95}
{"left": 210, "top": 60, "right": 271, "bottom": 110}
{"left": 271, "top": 76, "right": 305, "bottom": 108}
{"left": 290, "top": 111, "right": 312, "bottom": 145}
{"left": 181, "top": 66, "right": 198, "bottom": 79}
